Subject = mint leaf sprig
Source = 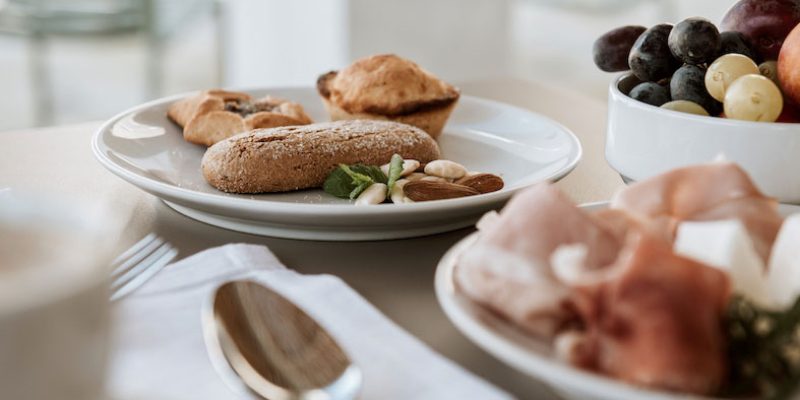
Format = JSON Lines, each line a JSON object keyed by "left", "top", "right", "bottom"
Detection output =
{"left": 323, "top": 164, "right": 387, "bottom": 200}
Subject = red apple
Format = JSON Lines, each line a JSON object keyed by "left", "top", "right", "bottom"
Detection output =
{"left": 776, "top": 104, "right": 800, "bottom": 122}
{"left": 778, "top": 23, "right": 800, "bottom": 106}
{"left": 721, "top": 0, "right": 800, "bottom": 61}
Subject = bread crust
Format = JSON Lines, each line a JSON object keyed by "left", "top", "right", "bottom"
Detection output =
{"left": 316, "top": 54, "right": 459, "bottom": 138}
{"left": 201, "top": 120, "right": 441, "bottom": 194}
{"left": 167, "top": 90, "right": 313, "bottom": 147}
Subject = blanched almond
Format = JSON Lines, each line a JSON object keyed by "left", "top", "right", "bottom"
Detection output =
{"left": 355, "top": 183, "right": 387, "bottom": 205}
{"left": 424, "top": 160, "right": 467, "bottom": 179}
{"left": 401, "top": 160, "right": 421, "bottom": 176}
{"left": 406, "top": 172, "right": 427, "bottom": 182}
{"left": 421, "top": 175, "right": 449, "bottom": 183}
{"left": 381, "top": 159, "right": 421, "bottom": 177}
{"left": 390, "top": 179, "right": 411, "bottom": 204}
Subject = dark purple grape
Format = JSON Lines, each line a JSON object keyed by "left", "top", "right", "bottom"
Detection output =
{"left": 629, "top": 24, "right": 681, "bottom": 82}
{"left": 668, "top": 17, "right": 721, "bottom": 65}
{"left": 718, "top": 31, "right": 758, "bottom": 61}
{"left": 593, "top": 25, "right": 647, "bottom": 72}
{"left": 629, "top": 82, "right": 671, "bottom": 106}
{"left": 670, "top": 64, "right": 722, "bottom": 115}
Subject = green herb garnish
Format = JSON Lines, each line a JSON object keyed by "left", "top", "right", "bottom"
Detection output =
{"left": 323, "top": 164, "right": 387, "bottom": 199}
{"left": 350, "top": 164, "right": 387, "bottom": 184}
{"left": 386, "top": 154, "right": 404, "bottom": 195}
{"left": 721, "top": 295, "right": 800, "bottom": 399}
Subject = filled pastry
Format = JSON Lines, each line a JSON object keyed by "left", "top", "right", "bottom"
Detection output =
{"left": 168, "top": 90, "right": 312, "bottom": 146}
{"left": 316, "top": 54, "right": 459, "bottom": 138}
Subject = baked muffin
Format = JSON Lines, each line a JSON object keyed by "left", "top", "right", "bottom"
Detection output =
{"left": 316, "top": 54, "right": 459, "bottom": 139}
{"left": 167, "top": 90, "right": 312, "bottom": 146}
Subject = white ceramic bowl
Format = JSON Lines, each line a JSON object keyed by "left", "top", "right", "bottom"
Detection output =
{"left": 606, "top": 74, "right": 800, "bottom": 203}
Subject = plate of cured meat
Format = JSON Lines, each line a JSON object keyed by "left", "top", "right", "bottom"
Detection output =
{"left": 436, "top": 161, "right": 800, "bottom": 400}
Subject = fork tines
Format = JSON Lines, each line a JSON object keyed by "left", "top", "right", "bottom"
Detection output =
{"left": 110, "top": 234, "right": 178, "bottom": 301}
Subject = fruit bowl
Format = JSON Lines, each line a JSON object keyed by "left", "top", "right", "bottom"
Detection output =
{"left": 606, "top": 73, "right": 800, "bottom": 203}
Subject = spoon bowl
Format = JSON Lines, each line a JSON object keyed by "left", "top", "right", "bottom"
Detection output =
{"left": 203, "top": 280, "right": 362, "bottom": 400}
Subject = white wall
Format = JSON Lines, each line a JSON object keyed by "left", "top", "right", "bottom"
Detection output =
{"left": 347, "top": 0, "right": 511, "bottom": 81}
{"left": 224, "top": 0, "right": 511, "bottom": 87}
{"left": 223, "top": 0, "right": 734, "bottom": 99}
{"left": 223, "top": 0, "right": 350, "bottom": 88}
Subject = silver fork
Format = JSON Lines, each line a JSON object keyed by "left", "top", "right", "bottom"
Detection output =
{"left": 109, "top": 233, "right": 178, "bottom": 301}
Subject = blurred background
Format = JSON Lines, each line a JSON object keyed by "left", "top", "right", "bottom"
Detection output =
{"left": 0, "top": 0, "right": 733, "bottom": 131}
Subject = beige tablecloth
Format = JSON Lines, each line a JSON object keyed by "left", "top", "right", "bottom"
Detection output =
{"left": 0, "top": 78, "right": 622, "bottom": 399}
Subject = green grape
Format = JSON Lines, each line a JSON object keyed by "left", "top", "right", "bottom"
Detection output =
{"left": 724, "top": 74, "right": 783, "bottom": 122}
{"left": 758, "top": 60, "right": 779, "bottom": 85}
{"left": 705, "top": 54, "right": 759, "bottom": 102}
{"left": 660, "top": 100, "right": 710, "bottom": 116}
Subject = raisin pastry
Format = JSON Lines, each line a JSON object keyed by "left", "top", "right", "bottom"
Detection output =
{"left": 167, "top": 90, "right": 312, "bottom": 146}
{"left": 316, "top": 54, "right": 459, "bottom": 139}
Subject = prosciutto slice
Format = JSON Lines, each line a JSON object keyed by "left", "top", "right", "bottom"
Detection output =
{"left": 567, "top": 234, "right": 730, "bottom": 395}
{"left": 455, "top": 183, "right": 627, "bottom": 338}
{"left": 454, "top": 163, "right": 763, "bottom": 396}
{"left": 610, "top": 162, "right": 782, "bottom": 261}
{"left": 474, "top": 183, "right": 624, "bottom": 265}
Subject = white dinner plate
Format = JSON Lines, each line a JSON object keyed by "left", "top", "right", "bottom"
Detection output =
{"left": 435, "top": 202, "right": 800, "bottom": 400}
{"left": 92, "top": 87, "right": 582, "bottom": 241}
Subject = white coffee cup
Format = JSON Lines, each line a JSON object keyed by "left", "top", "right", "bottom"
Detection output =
{"left": 0, "top": 191, "right": 118, "bottom": 400}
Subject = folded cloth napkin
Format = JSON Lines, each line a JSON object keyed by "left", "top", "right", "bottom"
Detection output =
{"left": 108, "top": 244, "right": 511, "bottom": 400}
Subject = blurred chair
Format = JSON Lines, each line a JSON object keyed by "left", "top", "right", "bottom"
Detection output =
{"left": 0, "top": 0, "right": 222, "bottom": 126}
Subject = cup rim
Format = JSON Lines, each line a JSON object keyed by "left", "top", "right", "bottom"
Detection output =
{"left": 0, "top": 190, "right": 115, "bottom": 316}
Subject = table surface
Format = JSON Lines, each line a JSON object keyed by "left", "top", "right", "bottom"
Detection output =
{"left": 0, "top": 78, "right": 623, "bottom": 399}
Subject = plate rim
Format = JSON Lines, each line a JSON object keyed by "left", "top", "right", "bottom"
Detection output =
{"left": 434, "top": 202, "right": 800, "bottom": 399}
{"left": 164, "top": 201, "right": 479, "bottom": 241}
{"left": 91, "top": 86, "right": 583, "bottom": 217}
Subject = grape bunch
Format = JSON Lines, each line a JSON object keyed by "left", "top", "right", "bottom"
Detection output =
{"left": 593, "top": 0, "right": 800, "bottom": 123}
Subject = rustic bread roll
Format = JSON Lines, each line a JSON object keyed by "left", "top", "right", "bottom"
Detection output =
{"left": 202, "top": 120, "right": 441, "bottom": 193}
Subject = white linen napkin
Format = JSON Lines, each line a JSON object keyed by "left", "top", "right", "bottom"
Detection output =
{"left": 107, "top": 244, "right": 511, "bottom": 400}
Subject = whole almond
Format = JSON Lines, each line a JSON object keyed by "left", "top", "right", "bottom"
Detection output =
{"left": 403, "top": 180, "right": 480, "bottom": 202}
{"left": 455, "top": 173, "right": 504, "bottom": 194}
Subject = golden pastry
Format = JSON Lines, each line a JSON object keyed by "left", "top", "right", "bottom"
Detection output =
{"left": 316, "top": 54, "right": 459, "bottom": 139}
